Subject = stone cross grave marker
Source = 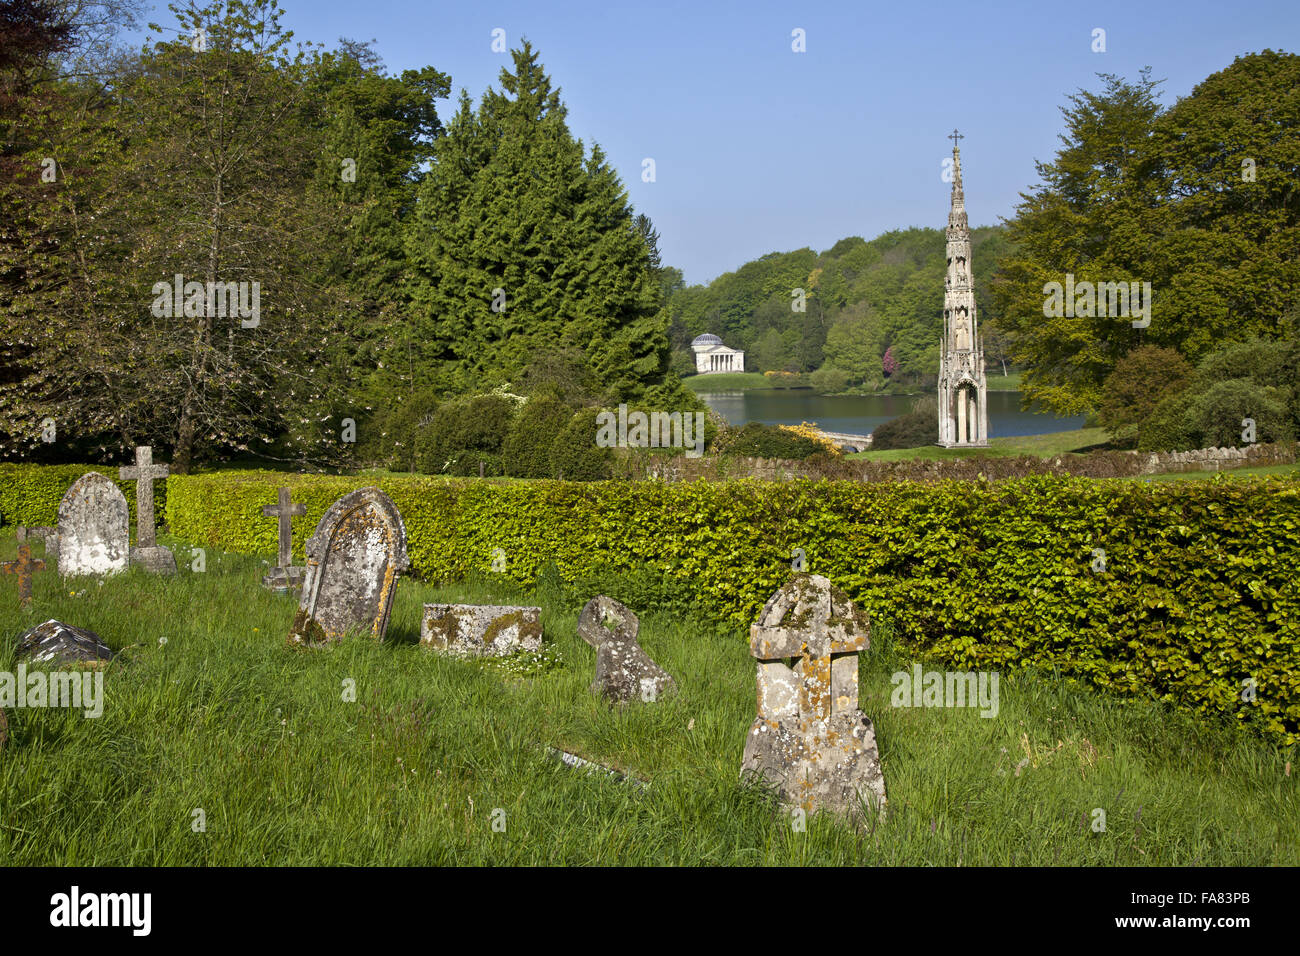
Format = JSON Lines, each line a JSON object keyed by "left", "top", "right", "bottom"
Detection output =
{"left": 740, "top": 573, "right": 887, "bottom": 820}
{"left": 576, "top": 595, "right": 675, "bottom": 704}
{"left": 288, "top": 487, "right": 409, "bottom": 645}
{"left": 3, "top": 543, "right": 46, "bottom": 607}
{"left": 261, "top": 487, "right": 306, "bottom": 591}
{"left": 119, "top": 446, "right": 176, "bottom": 574}
{"left": 57, "top": 472, "right": 130, "bottom": 577}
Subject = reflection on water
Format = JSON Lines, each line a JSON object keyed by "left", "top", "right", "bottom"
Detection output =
{"left": 698, "top": 389, "right": 1085, "bottom": 438}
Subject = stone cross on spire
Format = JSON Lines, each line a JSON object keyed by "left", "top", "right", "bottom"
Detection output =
{"left": 119, "top": 446, "right": 177, "bottom": 574}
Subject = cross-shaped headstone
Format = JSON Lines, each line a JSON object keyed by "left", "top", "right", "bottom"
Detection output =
{"left": 261, "top": 487, "right": 306, "bottom": 569}
{"left": 119, "top": 446, "right": 169, "bottom": 548}
{"left": 948, "top": 128, "right": 964, "bottom": 148}
{"left": 4, "top": 543, "right": 46, "bottom": 607}
{"left": 749, "top": 573, "right": 867, "bottom": 722}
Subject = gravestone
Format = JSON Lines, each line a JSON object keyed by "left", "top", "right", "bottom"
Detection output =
{"left": 16, "top": 526, "right": 59, "bottom": 570}
{"left": 740, "top": 573, "right": 887, "bottom": 820}
{"left": 576, "top": 595, "right": 675, "bottom": 704}
{"left": 287, "top": 487, "right": 409, "bottom": 645}
{"left": 3, "top": 543, "right": 46, "bottom": 607}
{"left": 421, "top": 604, "right": 543, "bottom": 657}
{"left": 56, "top": 472, "right": 130, "bottom": 577}
{"left": 119, "top": 446, "right": 176, "bottom": 574}
{"left": 16, "top": 619, "right": 114, "bottom": 667}
{"left": 261, "top": 487, "right": 306, "bottom": 591}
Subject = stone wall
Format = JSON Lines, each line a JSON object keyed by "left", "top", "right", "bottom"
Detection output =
{"left": 625, "top": 441, "right": 1298, "bottom": 483}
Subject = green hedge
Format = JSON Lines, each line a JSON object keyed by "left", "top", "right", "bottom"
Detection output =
{"left": 159, "top": 469, "right": 1300, "bottom": 744}
{"left": 0, "top": 463, "right": 165, "bottom": 539}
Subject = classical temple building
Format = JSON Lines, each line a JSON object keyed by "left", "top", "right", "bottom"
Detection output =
{"left": 691, "top": 333, "right": 745, "bottom": 374}
{"left": 936, "top": 131, "right": 989, "bottom": 447}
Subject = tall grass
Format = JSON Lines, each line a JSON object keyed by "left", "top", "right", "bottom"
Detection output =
{"left": 0, "top": 533, "right": 1294, "bottom": 865}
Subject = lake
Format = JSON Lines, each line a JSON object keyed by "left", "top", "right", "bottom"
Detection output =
{"left": 698, "top": 390, "right": 1086, "bottom": 438}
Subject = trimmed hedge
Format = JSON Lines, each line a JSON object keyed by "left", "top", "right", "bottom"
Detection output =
{"left": 3, "top": 464, "right": 1296, "bottom": 742}
{"left": 0, "top": 463, "right": 165, "bottom": 539}
{"left": 159, "top": 469, "right": 1300, "bottom": 744}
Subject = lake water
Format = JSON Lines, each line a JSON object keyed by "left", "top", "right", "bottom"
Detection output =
{"left": 699, "top": 390, "right": 1086, "bottom": 438}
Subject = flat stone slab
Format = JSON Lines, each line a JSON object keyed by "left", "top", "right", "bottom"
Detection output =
{"left": 421, "top": 604, "right": 542, "bottom": 657}
{"left": 576, "top": 595, "right": 675, "bottom": 704}
{"left": 15, "top": 620, "right": 114, "bottom": 668}
{"left": 262, "top": 566, "right": 306, "bottom": 591}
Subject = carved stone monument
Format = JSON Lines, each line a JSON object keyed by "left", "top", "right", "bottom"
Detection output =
{"left": 287, "top": 487, "right": 409, "bottom": 645}
{"left": 740, "top": 573, "right": 887, "bottom": 819}
{"left": 118, "top": 446, "right": 176, "bottom": 574}
{"left": 421, "top": 604, "right": 542, "bottom": 657}
{"left": 56, "top": 472, "right": 130, "bottom": 577}
{"left": 576, "top": 595, "right": 675, "bottom": 704}
{"left": 261, "top": 487, "right": 306, "bottom": 591}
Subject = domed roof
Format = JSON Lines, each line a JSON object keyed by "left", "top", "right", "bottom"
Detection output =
{"left": 691, "top": 333, "right": 723, "bottom": 347}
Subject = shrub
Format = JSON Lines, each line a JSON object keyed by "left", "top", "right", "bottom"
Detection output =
{"left": 503, "top": 396, "right": 574, "bottom": 478}
{"left": 721, "top": 422, "right": 821, "bottom": 459}
{"left": 1137, "top": 391, "right": 1196, "bottom": 452}
{"left": 355, "top": 389, "right": 439, "bottom": 472}
{"left": 809, "top": 366, "right": 851, "bottom": 394}
{"left": 871, "top": 396, "right": 937, "bottom": 450}
{"left": 548, "top": 409, "right": 612, "bottom": 480}
{"left": 0, "top": 464, "right": 164, "bottom": 536}
{"left": 416, "top": 394, "right": 519, "bottom": 476}
{"left": 1184, "top": 379, "right": 1294, "bottom": 448}
{"left": 1099, "top": 345, "right": 1194, "bottom": 436}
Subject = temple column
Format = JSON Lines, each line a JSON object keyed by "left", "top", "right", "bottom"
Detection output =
{"left": 957, "top": 388, "right": 967, "bottom": 444}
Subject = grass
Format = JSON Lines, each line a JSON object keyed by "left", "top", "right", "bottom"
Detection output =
{"left": 985, "top": 372, "right": 1022, "bottom": 391}
{"left": 1139, "top": 463, "right": 1300, "bottom": 482}
{"left": 0, "top": 529, "right": 1294, "bottom": 865}
{"left": 848, "top": 427, "right": 1112, "bottom": 461}
{"left": 682, "top": 372, "right": 792, "bottom": 392}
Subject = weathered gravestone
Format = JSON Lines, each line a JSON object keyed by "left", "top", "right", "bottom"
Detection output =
{"left": 740, "top": 573, "right": 887, "bottom": 820}
{"left": 118, "top": 446, "right": 176, "bottom": 574}
{"left": 56, "top": 473, "right": 130, "bottom": 577}
{"left": 576, "top": 595, "right": 675, "bottom": 704}
{"left": 3, "top": 543, "right": 46, "bottom": 607}
{"left": 287, "top": 487, "right": 409, "bottom": 645}
{"left": 16, "top": 619, "right": 115, "bottom": 667}
{"left": 261, "top": 487, "right": 306, "bottom": 591}
{"left": 16, "top": 526, "right": 59, "bottom": 569}
{"left": 421, "top": 604, "right": 542, "bottom": 657}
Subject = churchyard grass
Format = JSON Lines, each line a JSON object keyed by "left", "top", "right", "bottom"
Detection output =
{"left": 0, "top": 530, "right": 1294, "bottom": 865}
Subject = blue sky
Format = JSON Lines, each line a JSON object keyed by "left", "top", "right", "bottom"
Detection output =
{"left": 129, "top": 0, "right": 1298, "bottom": 284}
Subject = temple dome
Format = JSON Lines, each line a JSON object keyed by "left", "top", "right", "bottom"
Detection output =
{"left": 691, "top": 333, "right": 723, "bottom": 347}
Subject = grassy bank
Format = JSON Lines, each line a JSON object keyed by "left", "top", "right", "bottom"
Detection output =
{"left": 0, "top": 531, "right": 1293, "bottom": 865}
{"left": 682, "top": 372, "right": 788, "bottom": 392}
{"left": 849, "top": 427, "right": 1111, "bottom": 461}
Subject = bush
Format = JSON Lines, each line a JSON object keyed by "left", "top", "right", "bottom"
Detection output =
{"left": 548, "top": 409, "right": 612, "bottom": 480}
{"left": 416, "top": 394, "right": 519, "bottom": 476}
{"left": 870, "top": 396, "right": 937, "bottom": 450}
{"left": 502, "top": 396, "right": 574, "bottom": 478}
{"left": 160, "top": 469, "right": 1300, "bottom": 743}
{"left": 1099, "top": 345, "right": 1194, "bottom": 436}
{"left": 1184, "top": 379, "right": 1294, "bottom": 448}
{"left": 809, "top": 366, "right": 851, "bottom": 394}
{"left": 355, "top": 389, "right": 439, "bottom": 472}
{"left": 721, "top": 422, "right": 822, "bottom": 459}
{"left": 1137, "top": 391, "right": 1196, "bottom": 452}
{"left": 0, "top": 464, "right": 165, "bottom": 536}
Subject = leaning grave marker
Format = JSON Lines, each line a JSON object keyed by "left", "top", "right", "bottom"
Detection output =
{"left": 287, "top": 487, "right": 409, "bottom": 645}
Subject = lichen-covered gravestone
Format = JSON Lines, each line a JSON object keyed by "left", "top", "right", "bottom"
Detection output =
{"left": 56, "top": 472, "right": 130, "bottom": 577}
{"left": 421, "top": 604, "right": 542, "bottom": 657}
{"left": 287, "top": 487, "right": 409, "bottom": 645}
{"left": 118, "top": 445, "right": 176, "bottom": 574}
{"left": 3, "top": 543, "right": 46, "bottom": 607}
{"left": 576, "top": 595, "right": 675, "bottom": 704}
{"left": 740, "top": 573, "right": 887, "bottom": 820}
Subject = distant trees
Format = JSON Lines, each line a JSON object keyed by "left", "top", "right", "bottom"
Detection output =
{"left": 992, "top": 52, "right": 1300, "bottom": 416}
